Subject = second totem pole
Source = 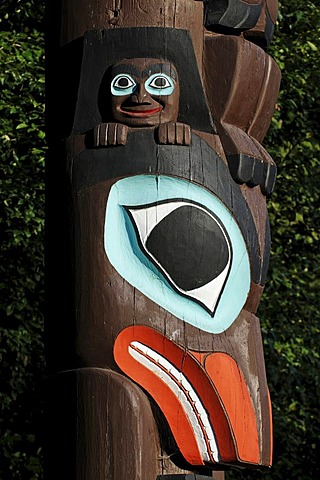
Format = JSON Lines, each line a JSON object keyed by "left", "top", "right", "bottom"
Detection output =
{"left": 45, "top": 1, "right": 281, "bottom": 478}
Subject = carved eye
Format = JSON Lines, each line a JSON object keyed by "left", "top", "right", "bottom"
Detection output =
{"left": 125, "top": 200, "right": 232, "bottom": 316}
{"left": 145, "top": 73, "right": 175, "bottom": 96}
{"left": 111, "top": 74, "right": 136, "bottom": 96}
{"left": 105, "top": 175, "right": 251, "bottom": 334}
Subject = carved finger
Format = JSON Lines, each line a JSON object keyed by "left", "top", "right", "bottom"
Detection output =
{"left": 227, "top": 154, "right": 255, "bottom": 184}
{"left": 167, "top": 122, "right": 176, "bottom": 144}
{"left": 261, "top": 161, "right": 277, "bottom": 196}
{"left": 91, "top": 124, "right": 101, "bottom": 147}
{"left": 171, "top": 123, "right": 191, "bottom": 145}
{"left": 182, "top": 123, "right": 192, "bottom": 146}
{"left": 175, "top": 122, "right": 184, "bottom": 145}
{"left": 156, "top": 123, "right": 168, "bottom": 144}
{"left": 247, "top": 158, "right": 264, "bottom": 187}
{"left": 98, "top": 123, "right": 108, "bottom": 145}
{"left": 157, "top": 122, "right": 191, "bottom": 145}
{"left": 116, "top": 124, "right": 128, "bottom": 145}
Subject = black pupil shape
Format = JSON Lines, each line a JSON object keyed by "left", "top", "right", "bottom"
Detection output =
{"left": 154, "top": 77, "right": 167, "bottom": 87}
{"left": 118, "top": 77, "right": 130, "bottom": 87}
{"left": 145, "top": 205, "right": 230, "bottom": 291}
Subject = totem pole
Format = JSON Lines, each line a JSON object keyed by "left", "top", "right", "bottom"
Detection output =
{"left": 45, "top": 1, "right": 280, "bottom": 479}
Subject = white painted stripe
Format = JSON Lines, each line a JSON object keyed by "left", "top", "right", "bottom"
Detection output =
{"left": 129, "top": 342, "right": 220, "bottom": 462}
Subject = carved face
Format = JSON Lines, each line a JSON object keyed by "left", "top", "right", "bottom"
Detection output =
{"left": 110, "top": 58, "right": 179, "bottom": 127}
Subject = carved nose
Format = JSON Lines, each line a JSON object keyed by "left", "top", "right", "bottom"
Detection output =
{"left": 134, "top": 83, "right": 148, "bottom": 103}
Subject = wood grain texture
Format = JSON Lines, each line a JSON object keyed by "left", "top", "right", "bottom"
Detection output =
{"left": 59, "top": 0, "right": 204, "bottom": 69}
{"left": 204, "top": 35, "right": 280, "bottom": 141}
{"left": 46, "top": 132, "right": 272, "bottom": 470}
{"left": 44, "top": 369, "right": 164, "bottom": 479}
{"left": 158, "top": 476, "right": 218, "bottom": 480}
{"left": 212, "top": 473, "right": 225, "bottom": 480}
{"left": 203, "top": 0, "right": 279, "bottom": 48}
{"left": 203, "top": 34, "right": 280, "bottom": 193}
{"left": 46, "top": 0, "right": 279, "bottom": 476}
{"left": 244, "top": 0, "right": 279, "bottom": 47}
{"left": 204, "top": 0, "right": 262, "bottom": 31}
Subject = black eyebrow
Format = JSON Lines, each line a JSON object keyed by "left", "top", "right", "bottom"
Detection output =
{"left": 111, "top": 62, "right": 177, "bottom": 81}
{"left": 142, "top": 63, "right": 177, "bottom": 80}
{"left": 111, "top": 64, "right": 142, "bottom": 79}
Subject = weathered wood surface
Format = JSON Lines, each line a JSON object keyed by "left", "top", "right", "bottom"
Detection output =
{"left": 45, "top": 1, "right": 280, "bottom": 478}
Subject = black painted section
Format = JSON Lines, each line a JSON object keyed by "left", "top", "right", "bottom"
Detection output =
{"left": 71, "top": 28, "right": 214, "bottom": 134}
{"left": 205, "top": 0, "right": 262, "bottom": 31}
{"left": 244, "top": 7, "right": 276, "bottom": 49}
{"left": 45, "top": 141, "right": 78, "bottom": 373}
{"left": 46, "top": 36, "right": 84, "bottom": 142}
{"left": 265, "top": 8, "right": 276, "bottom": 47}
{"left": 261, "top": 161, "right": 277, "bottom": 197}
{"left": 261, "top": 216, "right": 271, "bottom": 286}
{"left": 157, "top": 476, "right": 214, "bottom": 480}
{"left": 145, "top": 205, "right": 230, "bottom": 291}
{"left": 227, "top": 154, "right": 277, "bottom": 196}
{"left": 72, "top": 130, "right": 262, "bottom": 284}
{"left": 44, "top": 373, "right": 77, "bottom": 479}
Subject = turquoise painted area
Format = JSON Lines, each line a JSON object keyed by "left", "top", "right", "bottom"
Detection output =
{"left": 144, "top": 73, "right": 175, "bottom": 96}
{"left": 111, "top": 74, "right": 136, "bottom": 96}
{"left": 111, "top": 73, "right": 175, "bottom": 97}
{"left": 104, "top": 175, "right": 250, "bottom": 334}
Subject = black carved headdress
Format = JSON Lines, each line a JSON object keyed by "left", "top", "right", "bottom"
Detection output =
{"left": 71, "top": 28, "right": 214, "bottom": 134}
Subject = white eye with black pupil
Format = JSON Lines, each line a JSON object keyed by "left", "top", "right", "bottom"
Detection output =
{"left": 145, "top": 73, "right": 175, "bottom": 96}
{"left": 149, "top": 76, "right": 171, "bottom": 89}
{"left": 111, "top": 74, "right": 136, "bottom": 96}
{"left": 115, "top": 77, "right": 133, "bottom": 88}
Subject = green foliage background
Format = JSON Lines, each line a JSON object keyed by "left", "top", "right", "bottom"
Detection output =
{"left": 0, "top": 1, "right": 319, "bottom": 479}
{"left": 0, "top": 1, "right": 45, "bottom": 479}
{"left": 228, "top": 2, "right": 320, "bottom": 479}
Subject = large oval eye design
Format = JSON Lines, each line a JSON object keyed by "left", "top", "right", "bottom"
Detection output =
{"left": 104, "top": 175, "right": 251, "bottom": 334}
{"left": 111, "top": 74, "right": 137, "bottom": 96}
{"left": 126, "top": 201, "right": 232, "bottom": 315}
{"left": 145, "top": 73, "right": 175, "bottom": 96}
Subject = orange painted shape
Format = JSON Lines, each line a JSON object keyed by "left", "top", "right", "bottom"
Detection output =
{"left": 189, "top": 351, "right": 208, "bottom": 365}
{"left": 114, "top": 326, "right": 238, "bottom": 466}
{"left": 114, "top": 327, "right": 204, "bottom": 465}
{"left": 204, "top": 352, "right": 260, "bottom": 464}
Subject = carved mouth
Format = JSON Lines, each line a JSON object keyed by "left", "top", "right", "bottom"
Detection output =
{"left": 114, "top": 325, "right": 238, "bottom": 466}
{"left": 119, "top": 106, "right": 163, "bottom": 117}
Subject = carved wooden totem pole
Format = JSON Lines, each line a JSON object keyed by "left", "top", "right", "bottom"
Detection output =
{"left": 45, "top": 1, "right": 280, "bottom": 479}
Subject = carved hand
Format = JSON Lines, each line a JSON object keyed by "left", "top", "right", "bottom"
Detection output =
{"left": 156, "top": 122, "right": 191, "bottom": 146}
{"left": 91, "top": 123, "right": 129, "bottom": 147}
{"left": 227, "top": 154, "right": 277, "bottom": 196}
